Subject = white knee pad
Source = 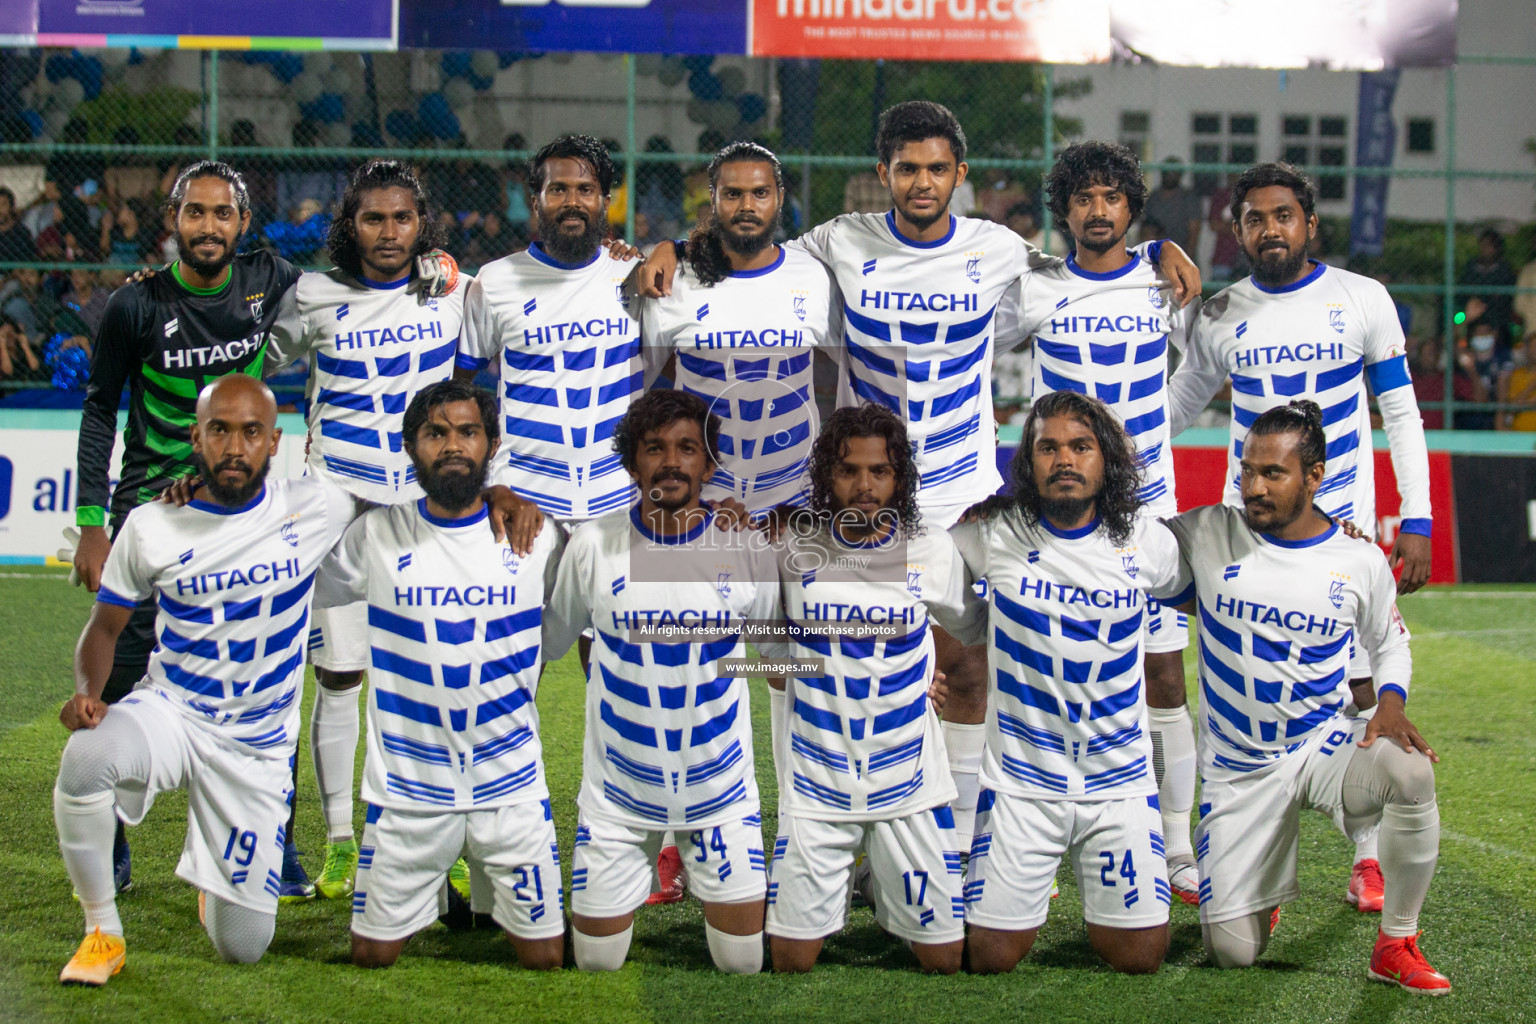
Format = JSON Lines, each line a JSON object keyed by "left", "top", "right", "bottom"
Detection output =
{"left": 705, "top": 923, "right": 763, "bottom": 975}
{"left": 573, "top": 926, "right": 632, "bottom": 972}
{"left": 1202, "top": 911, "right": 1271, "bottom": 969}
{"left": 204, "top": 894, "right": 275, "bottom": 964}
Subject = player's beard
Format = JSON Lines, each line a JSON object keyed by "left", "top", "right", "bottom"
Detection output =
{"left": 1242, "top": 488, "right": 1306, "bottom": 533}
{"left": 646, "top": 470, "right": 696, "bottom": 512}
{"left": 417, "top": 453, "right": 489, "bottom": 513}
{"left": 1037, "top": 470, "right": 1098, "bottom": 527}
{"left": 536, "top": 204, "right": 606, "bottom": 265}
{"left": 1075, "top": 217, "right": 1128, "bottom": 256}
{"left": 829, "top": 497, "right": 899, "bottom": 541}
{"left": 898, "top": 189, "right": 950, "bottom": 233}
{"left": 717, "top": 209, "right": 778, "bottom": 259}
{"left": 193, "top": 451, "right": 270, "bottom": 507}
{"left": 1249, "top": 238, "right": 1308, "bottom": 287}
{"left": 176, "top": 229, "right": 238, "bottom": 280}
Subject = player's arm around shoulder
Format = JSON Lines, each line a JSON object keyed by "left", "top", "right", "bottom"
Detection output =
{"left": 315, "top": 500, "right": 378, "bottom": 611}
{"left": 540, "top": 519, "right": 599, "bottom": 663}
{"left": 925, "top": 527, "right": 988, "bottom": 647}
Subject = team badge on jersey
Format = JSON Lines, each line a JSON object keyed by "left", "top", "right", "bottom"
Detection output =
{"left": 1328, "top": 571, "right": 1350, "bottom": 609}
{"left": 1327, "top": 303, "right": 1346, "bottom": 334}
{"left": 1119, "top": 550, "right": 1139, "bottom": 580}
{"left": 964, "top": 251, "right": 983, "bottom": 284}
{"left": 717, "top": 571, "right": 733, "bottom": 597}
{"left": 280, "top": 513, "right": 301, "bottom": 548}
{"left": 792, "top": 291, "right": 807, "bottom": 322}
{"left": 1148, "top": 286, "right": 1163, "bottom": 309}
{"left": 502, "top": 546, "right": 521, "bottom": 575}
{"left": 906, "top": 569, "right": 923, "bottom": 598}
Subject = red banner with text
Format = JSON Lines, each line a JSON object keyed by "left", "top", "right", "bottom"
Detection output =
{"left": 749, "top": 0, "right": 1110, "bottom": 62}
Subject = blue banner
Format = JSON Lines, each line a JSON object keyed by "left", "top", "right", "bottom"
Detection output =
{"left": 1350, "top": 69, "right": 1400, "bottom": 260}
{"left": 401, "top": 0, "right": 746, "bottom": 55}
{"left": 37, "top": 0, "right": 397, "bottom": 42}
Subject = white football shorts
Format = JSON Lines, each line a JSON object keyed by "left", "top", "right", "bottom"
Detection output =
{"left": 570, "top": 811, "right": 767, "bottom": 918}
{"left": 766, "top": 804, "right": 965, "bottom": 945}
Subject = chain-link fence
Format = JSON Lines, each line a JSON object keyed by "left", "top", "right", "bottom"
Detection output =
{"left": 1, "top": 48, "right": 1534, "bottom": 431}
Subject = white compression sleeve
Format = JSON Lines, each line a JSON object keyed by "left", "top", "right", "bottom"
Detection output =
{"left": 574, "top": 926, "right": 632, "bottom": 972}
{"left": 1375, "top": 382, "right": 1433, "bottom": 525}
{"left": 942, "top": 721, "right": 986, "bottom": 855}
{"left": 311, "top": 682, "right": 362, "bottom": 842}
{"left": 705, "top": 924, "right": 763, "bottom": 975}
{"left": 1148, "top": 704, "right": 1197, "bottom": 861}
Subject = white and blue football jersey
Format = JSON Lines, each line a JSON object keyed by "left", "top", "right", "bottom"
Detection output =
{"left": 1162, "top": 504, "right": 1412, "bottom": 783}
{"left": 267, "top": 269, "right": 468, "bottom": 504}
{"left": 950, "top": 512, "right": 1183, "bottom": 801}
{"left": 770, "top": 523, "right": 985, "bottom": 820}
{"left": 1015, "top": 252, "right": 1185, "bottom": 518}
{"left": 458, "top": 245, "right": 642, "bottom": 521}
{"left": 97, "top": 478, "right": 355, "bottom": 757}
{"left": 315, "top": 500, "right": 564, "bottom": 811}
{"left": 1168, "top": 262, "right": 1431, "bottom": 537}
{"left": 543, "top": 507, "right": 780, "bottom": 830}
{"left": 796, "top": 213, "right": 1055, "bottom": 513}
{"left": 637, "top": 247, "right": 840, "bottom": 514}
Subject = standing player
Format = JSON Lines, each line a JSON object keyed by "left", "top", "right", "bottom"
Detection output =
{"left": 1166, "top": 162, "right": 1434, "bottom": 906}
{"left": 1009, "top": 142, "right": 1200, "bottom": 901}
{"left": 950, "top": 391, "right": 1183, "bottom": 974}
{"left": 264, "top": 159, "right": 481, "bottom": 901}
{"left": 638, "top": 101, "right": 1202, "bottom": 855}
{"left": 632, "top": 141, "right": 840, "bottom": 517}
{"left": 543, "top": 390, "right": 778, "bottom": 974}
{"left": 1160, "top": 401, "right": 1447, "bottom": 993}
{"left": 315, "top": 381, "right": 565, "bottom": 969}
{"left": 54, "top": 376, "right": 353, "bottom": 984}
{"left": 765, "top": 404, "right": 984, "bottom": 974}
{"left": 455, "top": 134, "right": 643, "bottom": 522}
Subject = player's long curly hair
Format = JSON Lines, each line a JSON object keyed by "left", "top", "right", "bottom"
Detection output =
{"left": 1045, "top": 141, "right": 1147, "bottom": 225}
{"left": 612, "top": 389, "right": 722, "bottom": 475}
{"left": 686, "top": 142, "right": 785, "bottom": 288}
{"left": 327, "top": 160, "right": 444, "bottom": 280}
{"left": 1006, "top": 390, "right": 1142, "bottom": 547}
{"left": 801, "top": 403, "right": 923, "bottom": 540}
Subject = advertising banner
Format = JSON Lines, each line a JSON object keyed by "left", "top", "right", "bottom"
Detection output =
{"left": 0, "top": 1, "right": 39, "bottom": 42}
{"left": 402, "top": 0, "right": 748, "bottom": 55}
{"left": 36, "top": 0, "right": 397, "bottom": 46}
{"left": 1350, "top": 69, "right": 1401, "bottom": 260}
{"left": 749, "top": 0, "right": 1110, "bottom": 63}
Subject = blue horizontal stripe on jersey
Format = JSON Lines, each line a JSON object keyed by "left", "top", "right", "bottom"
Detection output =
{"left": 1271, "top": 371, "right": 1307, "bottom": 397}
{"left": 1230, "top": 373, "right": 1264, "bottom": 396}
{"left": 316, "top": 351, "right": 368, "bottom": 379}
{"left": 1090, "top": 342, "right": 1128, "bottom": 366}
{"left": 1322, "top": 392, "right": 1360, "bottom": 426}
{"left": 372, "top": 646, "right": 434, "bottom": 687}
{"left": 598, "top": 371, "right": 644, "bottom": 406}
{"left": 1085, "top": 722, "right": 1142, "bottom": 755}
{"left": 591, "top": 453, "right": 625, "bottom": 478}
{"left": 375, "top": 353, "right": 411, "bottom": 377}
{"left": 1197, "top": 600, "right": 1243, "bottom": 654}
{"left": 1000, "top": 752, "right": 1069, "bottom": 792}
{"left": 871, "top": 689, "right": 928, "bottom": 735}
{"left": 243, "top": 725, "right": 289, "bottom": 749}
{"left": 690, "top": 699, "right": 740, "bottom": 747}
{"left": 320, "top": 417, "right": 380, "bottom": 449}
{"left": 1285, "top": 700, "right": 1344, "bottom": 739}
{"left": 1127, "top": 370, "right": 1164, "bottom": 401}
{"left": 588, "top": 484, "right": 635, "bottom": 515}
{"left": 601, "top": 664, "right": 651, "bottom": 706}
{"left": 473, "top": 724, "right": 533, "bottom": 763}
{"left": 368, "top": 605, "right": 427, "bottom": 643}
{"left": 922, "top": 452, "right": 978, "bottom": 487}
{"left": 164, "top": 661, "right": 224, "bottom": 697}
{"left": 841, "top": 302, "right": 894, "bottom": 343}
{"left": 883, "top": 623, "right": 927, "bottom": 658}
{"left": 160, "top": 626, "right": 219, "bottom": 660}
{"left": 269, "top": 572, "right": 315, "bottom": 616}
{"left": 1060, "top": 615, "right": 1100, "bottom": 642}
{"left": 381, "top": 730, "right": 452, "bottom": 766}
{"left": 1288, "top": 665, "right": 1347, "bottom": 702}
{"left": 1316, "top": 358, "right": 1364, "bottom": 391}
{"left": 867, "top": 735, "right": 923, "bottom": 773}
{"left": 484, "top": 608, "right": 541, "bottom": 643}
{"left": 474, "top": 686, "right": 532, "bottom": 726}
{"left": 505, "top": 450, "right": 568, "bottom": 479}
{"left": 1134, "top": 335, "right": 1168, "bottom": 363}
{"left": 1199, "top": 637, "right": 1247, "bottom": 695}
{"left": 600, "top": 699, "right": 658, "bottom": 747}
{"left": 386, "top": 772, "right": 455, "bottom": 805}
{"left": 1089, "top": 680, "right": 1141, "bottom": 719}
{"left": 1097, "top": 381, "right": 1122, "bottom": 405}
{"left": 562, "top": 345, "right": 597, "bottom": 371}
{"left": 223, "top": 596, "right": 261, "bottom": 621}
{"left": 1123, "top": 405, "right": 1167, "bottom": 437}
{"left": 248, "top": 647, "right": 304, "bottom": 695}
{"left": 937, "top": 338, "right": 990, "bottom": 379}
{"left": 597, "top": 629, "right": 644, "bottom": 666}
{"left": 793, "top": 772, "right": 852, "bottom": 810}
{"left": 1084, "top": 755, "right": 1147, "bottom": 792}
{"left": 679, "top": 351, "right": 728, "bottom": 381}
{"left": 1252, "top": 634, "right": 1291, "bottom": 662}
{"left": 687, "top": 779, "right": 750, "bottom": 821}
{"left": 1096, "top": 644, "right": 1140, "bottom": 683}
{"left": 506, "top": 417, "right": 564, "bottom": 445}
{"left": 1315, "top": 465, "right": 1357, "bottom": 498}
{"left": 997, "top": 710, "right": 1067, "bottom": 753}
{"left": 158, "top": 591, "right": 213, "bottom": 624}
{"left": 375, "top": 688, "right": 442, "bottom": 726}
{"left": 235, "top": 685, "right": 296, "bottom": 723}
{"left": 1138, "top": 479, "right": 1168, "bottom": 504}
{"left": 792, "top": 695, "right": 842, "bottom": 734}
{"left": 419, "top": 338, "right": 457, "bottom": 372}
{"left": 1200, "top": 678, "right": 1253, "bottom": 736}
{"left": 760, "top": 419, "right": 811, "bottom": 457}
{"left": 604, "top": 338, "right": 641, "bottom": 367}
{"left": 1325, "top": 430, "right": 1360, "bottom": 460}
{"left": 317, "top": 388, "right": 374, "bottom": 414}
{"left": 994, "top": 589, "right": 1050, "bottom": 635}
{"left": 604, "top": 780, "right": 669, "bottom": 821}
{"left": 947, "top": 304, "right": 996, "bottom": 341}
{"left": 867, "top": 769, "right": 925, "bottom": 809}
{"left": 1106, "top": 609, "right": 1144, "bottom": 643}
{"left": 1040, "top": 363, "right": 1086, "bottom": 395}
{"left": 686, "top": 738, "right": 744, "bottom": 786}
{"left": 923, "top": 413, "right": 981, "bottom": 453}
{"left": 694, "top": 675, "right": 733, "bottom": 707}
{"left": 479, "top": 645, "right": 540, "bottom": 685}
{"left": 849, "top": 371, "right": 902, "bottom": 414}
{"left": 996, "top": 667, "right": 1060, "bottom": 716}
{"left": 322, "top": 454, "right": 389, "bottom": 485}
{"left": 505, "top": 348, "right": 555, "bottom": 373}
{"left": 751, "top": 459, "right": 810, "bottom": 491}
{"left": 698, "top": 632, "right": 740, "bottom": 665}
{"left": 507, "top": 382, "right": 559, "bottom": 408}
{"left": 1063, "top": 656, "right": 1094, "bottom": 684}
{"left": 1035, "top": 338, "right": 1082, "bottom": 364}
{"left": 473, "top": 763, "right": 538, "bottom": 803}
{"left": 593, "top": 412, "right": 626, "bottom": 445}
{"left": 1136, "top": 442, "right": 1163, "bottom": 469}
{"left": 877, "top": 656, "right": 928, "bottom": 696}
{"left": 605, "top": 745, "right": 665, "bottom": 786}
{"left": 993, "top": 626, "right": 1054, "bottom": 676}
{"left": 1299, "top": 629, "right": 1352, "bottom": 664}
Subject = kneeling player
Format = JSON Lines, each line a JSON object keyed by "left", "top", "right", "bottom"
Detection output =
{"left": 55, "top": 376, "right": 353, "bottom": 983}
{"left": 950, "top": 392, "right": 1184, "bottom": 974}
{"left": 543, "top": 391, "right": 779, "bottom": 974}
{"left": 316, "top": 381, "right": 566, "bottom": 969}
{"left": 764, "top": 405, "right": 984, "bottom": 973}
{"left": 1161, "top": 401, "right": 1448, "bottom": 993}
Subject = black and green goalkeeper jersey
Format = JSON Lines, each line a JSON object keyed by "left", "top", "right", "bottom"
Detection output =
{"left": 76, "top": 251, "right": 302, "bottom": 529}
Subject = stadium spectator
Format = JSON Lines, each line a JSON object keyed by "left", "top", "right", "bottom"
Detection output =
{"left": 683, "top": 130, "right": 727, "bottom": 226}
{"left": 276, "top": 121, "right": 346, "bottom": 220}
{"left": 102, "top": 127, "right": 161, "bottom": 207}
{"left": 461, "top": 210, "right": 513, "bottom": 267}
{"left": 1515, "top": 249, "right": 1536, "bottom": 331}
{"left": 636, "top": 135, "right": 685, "bottom": 242}
{"left": 0, "top": 267, "right": 61, "bottom": 340}
{"left": 228, "top": 119, "right": 280, "bottom": 229}
{"left": 0, "top": 313, "right": 42, "bottom": 381}
{"left": 842, "top": 170, "right": 887, "bottom": 214}
{"left": 1459, "top": 229, "right": 1517, "bottom": 353}
{"left": 1411, "top": 335, "right": 1487, "bottom": 431}
{"left": 1207, "top": 174, "right": 1247, "bottom": 281}
{"left": 1497, "top": 331, "right": 1536, "bottom": 431}
{"left": 501, "top": 133, "right": 532, "bottom": 244}
{"left": 976, "top": 169, "right": 1028, "bottom": 224}
{"left": 44, "top": 119, "right": 103, "bottom": 202}
{"left": 35, "top": 195, "right": 96, "bottom": 264}
{"left": 156, "top": 125, "right": 206, "bottom": 199}
{"left": 1143, "top": 157, "right": 1203, "bottom": 255}
{"left": 0, "top": 187, "right": 36, "bottom": 263}
{"left": 21, "top": 179, "right": 62, "bottom": 241}
{"left": 99, "top": 199, "right": 151, "bottom": 266}
{"left": 437, "top": 136, "right": 501, "bottom": 226}
{"left": 63, "top": 268, "right": 109, "bottom": 336}
{"left": 262, "top": 198, "right": 329, "bottom": 264}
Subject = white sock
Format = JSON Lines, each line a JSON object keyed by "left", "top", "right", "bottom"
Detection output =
{"left": 942, "top": 721, "right": 985, "bottom": 855}
{"left": 54, "top": 787, "right": 122, "bottom": 936}
{"left": 1380, "top": 799, "right": 1439, "bottom": 937}
{"left": 311, "top": 682, "right": 362, "bottom": 843}
{"left": 1354, "top": 829, "right": 1380, "bottom": 865}
{"left": 574, "top": 926, "right": 632, "bottom": 971}
{"left": 768, "top": 685, "right": 787, "bottom": 771}
{"left": 1148, "top": 704, "right": 1197, "bottom": 862}
{"left": 705, "top": 923, "right": 763, "bottom": 975}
